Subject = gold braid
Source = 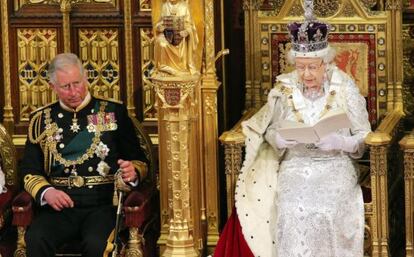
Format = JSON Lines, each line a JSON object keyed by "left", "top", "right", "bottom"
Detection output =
{"left": 47, "top": 101, "right": 107, "bottom": 169}
{"left": 28, "top": 101, "right": 108, "bottom": 173}
{"left": 277, "top": 84, "right": 337, "bottom": 123}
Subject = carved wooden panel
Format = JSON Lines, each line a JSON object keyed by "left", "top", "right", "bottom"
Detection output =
{"left": 2, "top": 0, "right": 153, "bottom": 139}
{"left": 17, "top": 28, "right": 58, "bottom": 121}
{"left": 139, "top": 28, "right": 157, "bottom": 121}
{"left": 78, "top": 28, "right": 121, "bottom": 100}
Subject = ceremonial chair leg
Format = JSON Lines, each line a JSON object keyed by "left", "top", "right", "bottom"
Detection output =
{"left": 125, "top": 227, "right": 144, "bottom": 257}
{"left": 14, "top": 226, "right": 27, "bottom": 257}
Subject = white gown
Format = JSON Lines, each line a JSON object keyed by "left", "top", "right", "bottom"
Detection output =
{"left": 234, "top": 67, "right": 371, "bottom": 257}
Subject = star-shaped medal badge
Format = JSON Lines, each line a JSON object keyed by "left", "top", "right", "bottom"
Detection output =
{"left": 70, "top": 118, "right": 80, "bottom": 133}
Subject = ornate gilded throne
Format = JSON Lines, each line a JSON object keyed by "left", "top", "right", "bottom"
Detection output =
{"left": 0, "top": 123, "right": 18, "bottom": 257}
{"left": 219, "top": 0, "right": 405, "bottom": 256}
{"left": 11, "top": 116, "right": 158, "bottom": 257}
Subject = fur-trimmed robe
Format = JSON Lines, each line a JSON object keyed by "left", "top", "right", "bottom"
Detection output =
{"left": 214, "top": 66, "right": 370, "bottom": 257}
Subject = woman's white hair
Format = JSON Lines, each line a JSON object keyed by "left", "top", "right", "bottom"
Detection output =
{"left": 287, "top": 45, "right": 336, "bottom": 65}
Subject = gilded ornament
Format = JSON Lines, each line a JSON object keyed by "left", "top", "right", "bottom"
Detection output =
{"left": 367, "top": 25, "right": 375, "bottom": 32}
{"left": 288, "top": 1, "right": 303, "bottom": 16}
{"left": 342, "top": 3, "right": 357, "bottom": 17}
{"left": 313, "top": 0, "right": 340, "bottom": 17}
{"left": 153, "top": 0, "right": 200, "bottom": 76}
{"left": 69, "top": 175, "right": 85, "bottom": 188}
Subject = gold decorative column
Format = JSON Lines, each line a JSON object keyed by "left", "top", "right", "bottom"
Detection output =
{"left": 1, "top": 0, "right": 14, "bottom": 133}
{"left": 123, "top": 0, "right": 135, "bottom": 115}
{"left": 60, "top": 0, "right": 72, "bottom": 53}
{"left": 366, "top": 131, "right": 392, "bottom": 257}
{"left": 386, "top": 0, "right": 404, "bottom": 111}
{"left": 152, "top": 75, "right": 200, "bottom": 257}
{"left": 201, "top": 0, "right": 228, "bottom": 252}
{"left": 400, "top": 131, "right": 414, "bottom": 256}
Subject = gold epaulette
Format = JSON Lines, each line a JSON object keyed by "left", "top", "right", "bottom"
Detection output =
{"left": 24, "top": 174, "right": 51, "bottom": 199}
{"left": 94, "top": 95, "right": 123, "bottom": 105}
{"left": 28, "top": 109, "right": 47, "bottom": 144}
{"left": 273, "top": 82, "right": 293, "bottom": 96}
{"left": 29, "top": 101, "right": 58, "bottom": 116}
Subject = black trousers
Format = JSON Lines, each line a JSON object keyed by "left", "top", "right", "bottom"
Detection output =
{"left": 25, "top": 204, "right": 116, "bottom": 257}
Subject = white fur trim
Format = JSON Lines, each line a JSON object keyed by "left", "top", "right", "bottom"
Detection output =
{"left": 291, "top": 45, "right": 331, "bottom": 58}
{"left": 235, "top": 92, "right": 282, "bottom": 257}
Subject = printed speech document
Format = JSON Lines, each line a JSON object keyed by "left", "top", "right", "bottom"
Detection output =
{"left": 277, "top": 109, "right": 352, "bottom": 144}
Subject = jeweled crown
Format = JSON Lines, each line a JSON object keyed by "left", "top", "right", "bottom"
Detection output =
{"left": 287, "top": 0, "right": 329, "bottom": 53}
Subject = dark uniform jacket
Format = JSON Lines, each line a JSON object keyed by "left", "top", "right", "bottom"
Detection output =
{"left": 20, "top": 96, "right": 148, "bottom": 207}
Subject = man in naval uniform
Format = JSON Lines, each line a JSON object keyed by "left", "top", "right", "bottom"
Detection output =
{"left": 20, "top": 53, "right": 149, "bottom": 257}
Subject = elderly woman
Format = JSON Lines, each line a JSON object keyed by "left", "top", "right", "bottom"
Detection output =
{"left": 213, "top": 1, "right": 371, "bottom": 257}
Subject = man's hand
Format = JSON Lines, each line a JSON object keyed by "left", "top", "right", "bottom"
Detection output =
{"left": 44, "top": 188, "right": 74, "bottom": 211}
{"left": 117, "top": 159, "right": 137, "bottom": 183}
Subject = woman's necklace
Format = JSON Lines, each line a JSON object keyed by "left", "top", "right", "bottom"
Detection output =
{"left": 287, "top": 88, "right": 336, "bottom": 123}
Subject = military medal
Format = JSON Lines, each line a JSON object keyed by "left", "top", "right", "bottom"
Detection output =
{"left": 95, "top": 142, "right": 110, "bottom": 176}
{"left": 87, "top": 112, "right": 117, "bottom": 132}
{"left": 70, "top": 113, "right": 81, "bottom": 133}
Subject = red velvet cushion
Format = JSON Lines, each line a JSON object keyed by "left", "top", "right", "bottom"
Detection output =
{"left": 0, "top": 187, "right": 17, "bottom": 257}
{"left": 12, "top": 191, "right": 33, "bottom": 226}
{"left": 0, "top": 238, "right": 16, "bottom": 257}
{"left": 0, "top": 189, "right": 13, "bottom": 212}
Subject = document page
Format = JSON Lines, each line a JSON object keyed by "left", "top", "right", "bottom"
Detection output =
{"left": 277, "top": 109, "right": 352, "bottom": 144}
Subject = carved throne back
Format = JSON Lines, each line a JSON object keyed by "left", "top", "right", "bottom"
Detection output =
{"left": 220, "top": 1, "right": 405, "bottom": 256}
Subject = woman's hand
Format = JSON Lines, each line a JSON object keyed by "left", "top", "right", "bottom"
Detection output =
{"left": 275, "top": 132, "right": 298, "bottom": 149}
{"left": 315, "top": 133, "right": 358, "bottom": 153}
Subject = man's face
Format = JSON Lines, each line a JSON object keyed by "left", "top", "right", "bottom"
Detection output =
{"left": 50, "top": 64, "right": 89, "bottom": 109}
{"left": 295, "top": 57, "right": 326, "bottom": 90}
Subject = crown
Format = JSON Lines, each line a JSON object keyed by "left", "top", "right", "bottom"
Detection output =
{"left": 287, "top": 0, "right": 330, "bottom": 55}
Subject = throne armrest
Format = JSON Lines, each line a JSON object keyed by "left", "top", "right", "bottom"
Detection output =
{"left": 123, "top": 183, "right": 154, "bottom": 228}
{"left": 364, "top": 109, "right": 404, "bottom": 255}
{"left": 218, "top": 108, "right": 257, "bottom": 217}
{"left": 365, "top": 109, "right": 404, "bottom": 147}
{"left": 11, "top": 191, "right": 33, "bottom": 227}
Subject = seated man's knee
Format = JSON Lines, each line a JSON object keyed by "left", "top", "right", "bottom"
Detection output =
{"left": 82, "top": 235, "right": 109, "bottom": 256}
{"left": 25, "top": 226, "right": 47, "bottom": 246}
{"left": 25, "top": 227, "right": 56, "bottom": 256}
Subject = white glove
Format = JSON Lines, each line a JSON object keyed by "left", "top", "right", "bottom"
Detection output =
{"left": 315, "top": 133, "right": 358, "bottom": 153}
{"left": 275, "top": 132, "right": 298, "bottom": 149}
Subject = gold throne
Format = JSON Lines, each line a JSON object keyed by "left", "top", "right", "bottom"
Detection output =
{"left": 219, "top": 0, "right": 405, "bottom": 256}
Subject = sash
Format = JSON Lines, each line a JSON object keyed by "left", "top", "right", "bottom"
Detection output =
{"left": 51, "top": 101, "right": 102, "bottom": 172}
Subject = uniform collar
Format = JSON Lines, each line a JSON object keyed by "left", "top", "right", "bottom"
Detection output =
{"left": 59, "top": 92, "right": 92, "bottom": 112}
